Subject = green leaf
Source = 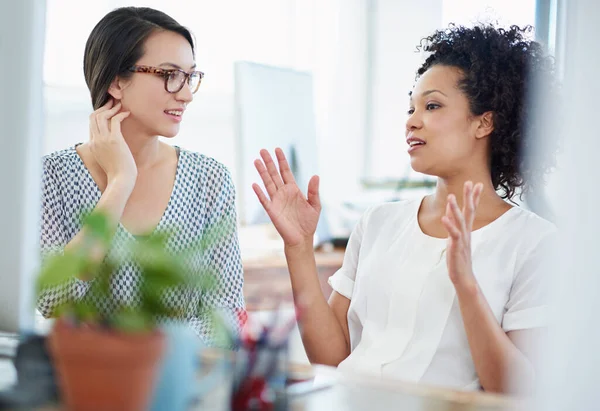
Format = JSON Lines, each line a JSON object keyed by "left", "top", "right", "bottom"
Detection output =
{"left": 72, "top": 301, "right": 99, "bottom": 323}
{"left": 205, "top": 309, "right": 233, "bottom": 348}
{"left": 85, "top": 262, "right": 112, "bottom": 305}
{"left": 36, "top": 252, "right": 85, "bottom": 295}
{"left": 52, "top": 302, "right": 75, "bottom": 319}
{"left": 112, "top": 310, "right": 152, "bottom": 333}
{"left": 34, "top": 208, "right": 233, "bottom": 337}
{"left": 83, "top": 212, "right": 113, "bottom": 245}
{"left": 199, "top": 214, "right": 234, "bottom": 251}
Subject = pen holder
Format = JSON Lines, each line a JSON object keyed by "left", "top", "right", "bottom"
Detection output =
{"left": 231, "top": 339, "right": 289, "bottom": 411}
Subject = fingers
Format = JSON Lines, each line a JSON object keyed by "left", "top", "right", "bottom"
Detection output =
{"left": 95, "top": 100, "right": 122, "bottom": 137}
{"left": 97, "top": 98, "right": 114, "bottom": 113}
{"left": 275, "top": 148, "right": 297, "bottom": 185}
{"left": 441, "top": 214, "right": 461, "bottom": 239}
{"left": 109, "top": 111, "right": 131, "bottom": 136}
{"left": 473, "top": 183, "right": 483, "bottom": 209}
{"left": 252, "top": 183, "right": 271, "bottom": 212}
{"left": 260, "top": 149, "right": 284, "bottom": 189}
{"left": 462, "top": 181, "right": 475, "bottom": 229}
{"left": 447, "top": 194, "right": 467, "bottom": 234}
{"left": 306, "top": 175, "right": 321, "bottom": 211}
{"left": 254, "top": 159, "right": 278, "bottom": 198}
{"left": 445, "top": 181, "right": 485, "bottom": 239}
{"left": 89, "top": 99, "right": 114, "bottom": 141}
{"left": 253, "top": 149, "right": 321, "bottom": 213}
{"left": 89, "top": 113, "right": 99, "bottom": 142}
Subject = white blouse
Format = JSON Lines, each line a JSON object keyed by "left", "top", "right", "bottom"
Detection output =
{"left": 327, "top": 196, "right": 556, "bottom": 390}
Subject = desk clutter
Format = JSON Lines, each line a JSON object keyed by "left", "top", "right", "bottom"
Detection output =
{"left": 0, "top": 324, "right": 519, "bottom": 411}
{"left": 0, "top": 334, "right": 58, "bottom": 409}
{"left": 0, "top": 305, "right": 300, "bottom": 410}
{"left": 230, "top": 304, "right": 298, "bottom": 410}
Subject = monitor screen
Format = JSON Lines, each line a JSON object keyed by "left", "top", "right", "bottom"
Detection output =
{"left": 234, "top": 61, "right": 331, "bottom": 245}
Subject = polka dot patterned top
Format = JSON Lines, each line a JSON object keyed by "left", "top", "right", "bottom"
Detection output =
{"left": 37, "top": 145, "right": 246, "bottom": 348}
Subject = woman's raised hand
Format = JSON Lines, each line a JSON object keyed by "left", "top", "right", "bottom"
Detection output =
{"left": 252, "top": 148, "right": 321, "bottom": 248}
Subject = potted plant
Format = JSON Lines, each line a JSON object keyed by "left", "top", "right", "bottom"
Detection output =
{"left": 36, "top": 211, "right": 230, "bottom": 411}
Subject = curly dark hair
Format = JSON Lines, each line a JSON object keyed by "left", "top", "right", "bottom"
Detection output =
{"left": 416, "top": 24, "right": 559, "bottom": 200}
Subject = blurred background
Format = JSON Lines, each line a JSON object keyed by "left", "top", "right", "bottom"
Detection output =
{"left": 42, "top": 0, "right": 557, "bottom": 243}
{"left": 9, "top": 0, "right": 599, "bottom": 409}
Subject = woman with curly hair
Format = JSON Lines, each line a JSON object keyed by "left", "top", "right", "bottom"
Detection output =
{"left": 252, "top": 24, "right": 558, "bottom": 393}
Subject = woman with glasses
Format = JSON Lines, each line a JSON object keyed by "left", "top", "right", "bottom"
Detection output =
{"left": 37, "top": 7, "right": 245, "bottom": 347}
{"left": 254, "top": 24, "right": 559, "bottom": 393}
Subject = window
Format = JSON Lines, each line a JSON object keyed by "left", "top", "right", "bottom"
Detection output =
{"left": 43, "top": 0, "right": 344, "bottom": 179}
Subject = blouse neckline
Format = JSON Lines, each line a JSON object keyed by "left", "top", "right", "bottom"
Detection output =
{"left": 412, "top": 195, "right": 519, "bottom": 243}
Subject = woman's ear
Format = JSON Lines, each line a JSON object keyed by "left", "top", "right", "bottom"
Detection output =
{"left": 107, "top": 77, "right": 126, "bottom": 100}
{"left": 475, "top": 111, "right": 494, "bottom": 139}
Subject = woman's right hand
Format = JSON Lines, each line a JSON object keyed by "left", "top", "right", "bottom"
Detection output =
{"left": 89, "top": 99, "right": 136, "bottom": 189}
{"left": 253, "top": 148, "right": 321, "bottom": 248}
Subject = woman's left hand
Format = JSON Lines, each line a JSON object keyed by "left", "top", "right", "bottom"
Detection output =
{"left": 441, "top": 181, "right": 484, "bottom": 287}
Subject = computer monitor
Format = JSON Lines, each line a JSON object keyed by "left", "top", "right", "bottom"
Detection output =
{"left": 0, "top": 0, "right": 46, "bottom": 334}
{"left": 234, "top": 61, "right": 331, "bottom": 245}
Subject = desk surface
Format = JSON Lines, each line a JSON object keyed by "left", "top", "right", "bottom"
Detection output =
{"left": 37, "top": 364, "right": 522, "bottom": 411}
{"left": 288, "top": 383, "right": 518, "bottom": 411}
{"left": 195, "top": 353, "right": 520, "bottom": 411}
{"left": 243, "top": 248, "right": 345, "bottom": 311}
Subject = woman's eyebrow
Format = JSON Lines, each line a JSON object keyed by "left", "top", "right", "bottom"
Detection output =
{"left": 159, "top": 62, "right": 197, "bottom": 70}
{"left": 409, "top": 89, "right": 448, "bottom": 101}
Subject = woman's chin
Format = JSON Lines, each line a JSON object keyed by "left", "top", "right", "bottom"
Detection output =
{"left": 409, "top": 161, "right": 438, "bottom": 179}
{"left": 409, "top": 159, "right": 427, "bottom": 174}
{"left": 158, "top": 125, "right": 180, "bottom": 139}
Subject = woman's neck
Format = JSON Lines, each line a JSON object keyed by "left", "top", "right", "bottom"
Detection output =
{"left": 428, "top": 173, "right": 507, "bottom": 217}
{"left": 124, "top": 135, "right": 163, "bottom": 171}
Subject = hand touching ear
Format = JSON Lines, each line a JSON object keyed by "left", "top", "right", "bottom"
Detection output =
{"left": 89, "top": 98, "right": 136, "bottom": 190}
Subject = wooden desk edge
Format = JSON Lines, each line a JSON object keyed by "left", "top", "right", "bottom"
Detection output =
{"left": 200, "top": 350, "right": 519, "bottom": 408}
{"left": 243, "top": 250, "right": 345, "bottom": 270}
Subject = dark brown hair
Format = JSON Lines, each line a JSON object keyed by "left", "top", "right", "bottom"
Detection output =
{"left": 83, "top": 7, "right": 195, "bottom": 110}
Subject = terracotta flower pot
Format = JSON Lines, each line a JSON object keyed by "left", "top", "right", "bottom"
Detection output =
{"left": 47, "top": 319, "right": 166, "bottom": 411}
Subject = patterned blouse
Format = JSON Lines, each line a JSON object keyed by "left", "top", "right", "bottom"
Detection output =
{"left": 37, "top": 145, "right": 246, "bottom": 347}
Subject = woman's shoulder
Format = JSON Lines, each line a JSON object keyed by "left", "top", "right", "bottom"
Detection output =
{"left": 503, "top": 205, "right": 557, "bottom": 239}
{"left": 42, "top": 146, "right": 79, "bottom": 169}
{"left": 364, "top": 196, "right": 421, "bottom": 222}
{"left": 42, "top": 146, "right": 83, "bottom": 184}
{"left": 479, "top": 205, "right": 557, "bottom": 264}
{"left": 176, "top": 148, "right": 235, "bottom": 199}
{"left": 178, "top": 147, "right": 231, "bottom": 178}
{"left": 354, "top": 197, "right": 421, "bottom": 234}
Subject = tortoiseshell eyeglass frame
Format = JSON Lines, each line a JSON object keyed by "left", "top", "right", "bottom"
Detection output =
{"left": 128, "top": 65, "right": 205, "bottom": 94}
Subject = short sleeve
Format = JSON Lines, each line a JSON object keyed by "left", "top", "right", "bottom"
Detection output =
{"left": 40, "top": 159, "right": 67, "bottom": 255}
{"left": 502, "top": 230, "right": 557, "bottom": 332}
{"left": 327, "top": 209, "right": 369, "bottom": 300}
{"left": 37, "top": 157, "right": 92, "bottom": 318}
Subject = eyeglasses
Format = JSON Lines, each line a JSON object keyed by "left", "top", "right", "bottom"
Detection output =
{"left": 128, "top": 65, "right": 204, "bottom": 94}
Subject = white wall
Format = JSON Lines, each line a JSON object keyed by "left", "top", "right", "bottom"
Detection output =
{"left": 366, "top": 0, "right": 443, "bottom": 181}
{"left": 317, "top": 0, "right": 369, "bottom": 203}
